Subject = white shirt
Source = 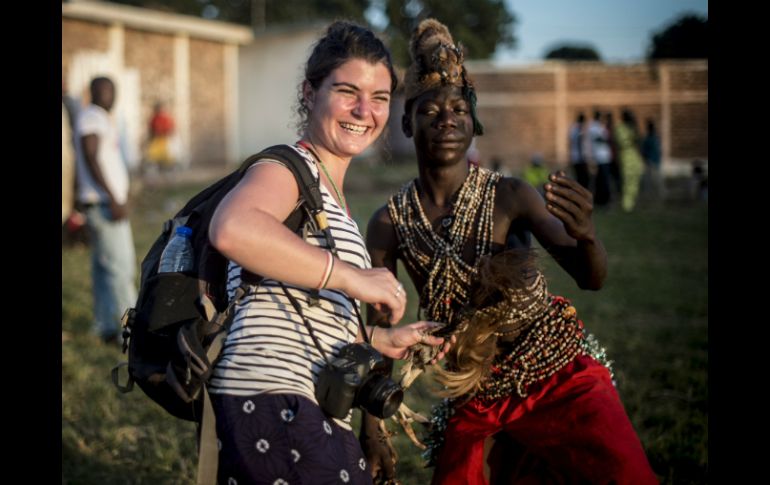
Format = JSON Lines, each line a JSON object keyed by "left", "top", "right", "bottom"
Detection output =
{"left": 588, "top": 120, "right": 611, "bottom": 165}
{"left": 75, "top": 104, "right": 130, "bottom": 205}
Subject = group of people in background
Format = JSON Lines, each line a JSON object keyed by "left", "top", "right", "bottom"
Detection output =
{"left": 568, "top": 108, "right": 662, "bottom": 212}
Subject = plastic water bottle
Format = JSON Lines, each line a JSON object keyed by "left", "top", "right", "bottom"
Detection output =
{"left": 158, "top": 226, "right": 194, "bottom": 273}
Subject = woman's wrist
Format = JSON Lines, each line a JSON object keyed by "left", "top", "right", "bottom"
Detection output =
{"left": 367, "top": 325, "right": 391, "bottom": 352}
{"left": 368, "top": 325, "right": 380, "bottom": 349}
{"left": 316, "top": 251, "right": 334, "bottom": 289}
{"left": 325, "top": 256, "right": 352, "bottom": 293}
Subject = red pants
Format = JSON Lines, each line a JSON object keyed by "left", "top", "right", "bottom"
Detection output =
{"left": 431, "top": 355, "right": 658, "bottom": 484}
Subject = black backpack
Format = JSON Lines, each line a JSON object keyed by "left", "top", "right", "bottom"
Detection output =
{"left": 111, "top": 144, "right": 332, "bottom": 422}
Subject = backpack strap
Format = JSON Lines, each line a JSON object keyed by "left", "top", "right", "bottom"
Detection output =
{"left": 239, "top": 144, "right": 335, "bottom": 252}
{"left": 237, "top": 145, "right": 336, "bottom": 304}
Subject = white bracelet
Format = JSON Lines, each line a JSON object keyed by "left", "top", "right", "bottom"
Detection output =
{"left": 316, "top": 251, "right": 334, "bottom": 289}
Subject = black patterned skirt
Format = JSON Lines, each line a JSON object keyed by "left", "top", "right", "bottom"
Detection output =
{"left": 211, "top": 393, "right": 372, "bottom": 485}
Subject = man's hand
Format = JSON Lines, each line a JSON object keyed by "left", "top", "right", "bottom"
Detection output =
{"left": 544, "top": 171, "right": 596, "bottom": 242}
{"left": 109, "top": 200, "right": 128, "bottom": 221}
{"left": 360, "top": 415, "right": 398, "bottom": 483}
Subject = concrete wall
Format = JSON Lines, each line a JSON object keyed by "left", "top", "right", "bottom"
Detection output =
{"left": 189, "top": 38, "right": 227, "bottom": 166}
{"left": 237, "top": 28, "right": 322, "bottom": 159}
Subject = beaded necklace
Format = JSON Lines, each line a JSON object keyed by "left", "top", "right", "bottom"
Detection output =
{"left": 297, "top": 140, "right": 348, "bottom": 214}
{"left": 388, "top": 166, "right": 500, "bottom": 324}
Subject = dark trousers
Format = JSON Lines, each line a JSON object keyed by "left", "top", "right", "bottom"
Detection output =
{"left": 610, "top": 159, "right": 623, "bottom": 195}
{"left": 573, "top": 162, "right": 590, "bottom": 190}
{"left": 594, "top": 164, "right": 611, "bottom": 206}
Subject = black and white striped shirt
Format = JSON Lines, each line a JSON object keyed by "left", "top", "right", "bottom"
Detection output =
{"left": 208, "top": 144, "right": 371, "bottom": 427}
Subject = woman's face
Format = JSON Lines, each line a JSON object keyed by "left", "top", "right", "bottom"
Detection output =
{"left": 305, "top": 58, "right": 392, "bottom": 160}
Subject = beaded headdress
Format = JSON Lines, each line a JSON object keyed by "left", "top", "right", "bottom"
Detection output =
{"left": 403, "top": 18, "right": 484, "bottom": 135}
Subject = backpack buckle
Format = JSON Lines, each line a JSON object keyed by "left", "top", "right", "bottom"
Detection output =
{"left": 120, "top": 307, "right": 135, "bottom": 329}
{"left": 111, "top": 362, "right": 134, "bottom": 393}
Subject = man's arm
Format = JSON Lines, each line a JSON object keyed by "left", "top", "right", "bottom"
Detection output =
{"left": 506, "top": 172, "right": 607, "bottom": 290}
{"left": 81, "top": 134, "right": 127, "bottom": 220}
{"left": 360, "top": 204, "right": 399, "bottom": 481}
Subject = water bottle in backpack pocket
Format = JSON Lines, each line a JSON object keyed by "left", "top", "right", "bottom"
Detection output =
{"left": 158, "top": 226, "right": 194, "bottom": 273}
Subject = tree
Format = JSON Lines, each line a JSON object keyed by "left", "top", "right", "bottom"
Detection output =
{"left": 647, "top": 14, "right": 707, "bottom": 60}
{"left": 108, "top": 0, "right": 517, "bottom": 66}
{"left": 544, "top": 44, "right": 601, "bottom": 61}
{"left": 109, "top": 0, "right": 368, "bottom": 26}
{"left": 383, "top": 0, "right": 517, "bottom": 65}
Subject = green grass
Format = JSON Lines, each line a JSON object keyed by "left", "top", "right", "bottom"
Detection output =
{"left": 62, "top": 164, "right": 707, "bottom": 484}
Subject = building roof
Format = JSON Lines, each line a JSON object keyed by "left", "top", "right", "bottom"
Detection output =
{"left": 62, "top": 0, "right": 254, "bottom": 44}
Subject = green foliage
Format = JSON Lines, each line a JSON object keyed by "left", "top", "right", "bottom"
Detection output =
{"left": 109, "top": 0, "right": 517, "bottom": 66}
{"left": 62, "top": 168, "right": 707, "bottom": 484}
{"left": 544, "top": 44, "right": 601, "bottom": 61}
{"left": 647, "top": 14, "right": 708, "bottom": 60}
{"left": 109, "top": 0, "right": 369, "bottom": 25}
{"left": 384, "top": 0, "right": 517, "bottom": 65}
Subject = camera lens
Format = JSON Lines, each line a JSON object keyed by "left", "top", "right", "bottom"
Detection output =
{"left": 357, "top": 374, "right": 404, "bottom": 419}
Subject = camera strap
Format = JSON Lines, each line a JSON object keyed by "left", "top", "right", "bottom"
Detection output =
{"left": 278, "top": 281, "right": 333, "bottom": 366}
{"left": 277, "top": 280, "right": 370, "bottom": 365}
{"left": 273, "top": 203, "right": 371, "bottom": 364}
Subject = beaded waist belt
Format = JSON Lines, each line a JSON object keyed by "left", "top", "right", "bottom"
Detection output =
{"left": 474, "top": 295, "right": 586, "bottom": 402}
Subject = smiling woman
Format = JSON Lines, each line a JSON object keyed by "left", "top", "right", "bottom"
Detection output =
{"left": 300, "top": 58, "right": 392, "bottom": 192}
{"left": 205, "top": 21, "right": 452, "bottom": 485}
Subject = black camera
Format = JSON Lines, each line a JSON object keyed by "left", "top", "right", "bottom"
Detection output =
{"left": 316, "top": 342, "right": 403, "bottom": 419}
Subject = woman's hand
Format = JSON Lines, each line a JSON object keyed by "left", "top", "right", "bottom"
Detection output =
{"left": 373, "top": 321, "right": 455, "bottom": 364}
{"left": 335, "top": 266, "right": 407, "bottom": 324}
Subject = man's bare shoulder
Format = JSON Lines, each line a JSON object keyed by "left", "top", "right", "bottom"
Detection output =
{"left": 366, "top": 202, "right": 398, "bottom": 255}
{"left": 369, "top": 203, "right": 393, "bottom": 226}
{"left": 496, "top": 176, "right": 541, "bottom": 209}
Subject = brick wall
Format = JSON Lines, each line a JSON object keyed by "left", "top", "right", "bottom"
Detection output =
{"left": 62, "top": 18, "right": 109, "bottom": 91}
{"left": 670, "top": 68, "right": 708, "bottom": 91}
{"left": 417, "top": 61, "right": 709, "bottom": 175}
{"left": 671, "top": 103, "right": 708, "bottom": 158}
{"left": 476, "top": 106, "right": 557, "bottom": 168}
{"left": 566, "top": 64, "right": 660, "bottom": 91}
{"left": 62, "top": 23, "right": 229, "bottom": 167}
{"left": 473, "top": 72, "right": 556, "bottom": 92}
{"left": 189, "top": 38, "right": 226, "bottom": 166}
{"left": 124, "top": 28, "right": 176, "bottom": 139}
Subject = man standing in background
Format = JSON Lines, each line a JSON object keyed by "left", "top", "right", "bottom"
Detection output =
{"left": 75, "top": 76, "right": 137, "bottom": 344}
{"left": 587, "top": 110, "right": 612, "bottom": 207}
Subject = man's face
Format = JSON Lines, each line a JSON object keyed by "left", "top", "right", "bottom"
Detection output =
{"left": 408, "top": 86, "right": 473, "bottom": 167}
{"left": 93, "top": 81, "right": 115, "bottom": 111}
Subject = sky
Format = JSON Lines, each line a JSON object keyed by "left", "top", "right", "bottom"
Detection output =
{"left": 492, "top": 0, "right": 708, "bottom": 64}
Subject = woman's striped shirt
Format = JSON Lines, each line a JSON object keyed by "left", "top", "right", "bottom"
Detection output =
{"left": 208, "top": 144, "right": 371, "bottom": 428}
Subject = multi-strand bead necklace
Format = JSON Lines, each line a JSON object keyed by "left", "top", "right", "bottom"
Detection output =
{"left": 388, "top": 166, "right": 501, "bottom": 325}
{"left": 485, "top": 271, "right": 549, "bottom": 341}
{"left": 475, "top": 293, "right": 587, "bottom": 402}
